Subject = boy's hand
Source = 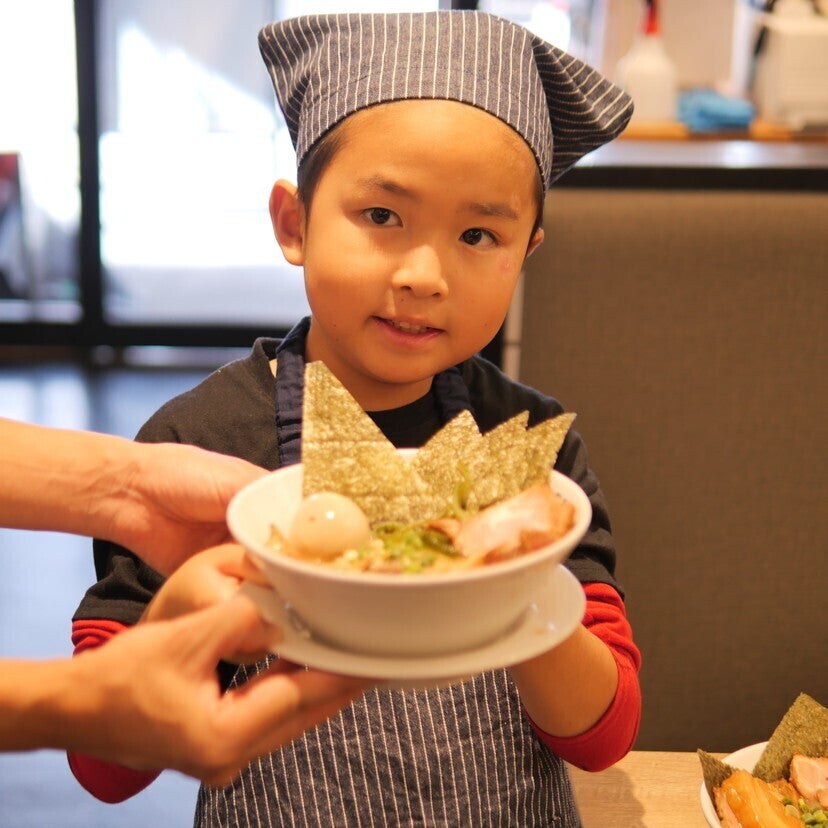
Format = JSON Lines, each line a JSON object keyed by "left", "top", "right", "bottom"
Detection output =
{"left": 143, "top": 543, "right": 270, "bottom": 663}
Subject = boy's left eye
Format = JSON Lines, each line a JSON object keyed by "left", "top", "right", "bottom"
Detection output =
{"left": 460, "top": 228, "right": 497, "bottom": 248}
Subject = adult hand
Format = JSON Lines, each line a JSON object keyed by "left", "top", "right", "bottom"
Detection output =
{"left": 29, "top": 595, "right": 369, "bottom": 785}
{"left": 104, "top": 442, "right": 267, "bottom": 575}
{"left": 1, "top": 419, "right": 267, "bottom": 575}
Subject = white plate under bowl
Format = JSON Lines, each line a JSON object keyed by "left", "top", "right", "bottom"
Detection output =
{"left": 699, "top": 741, "right": 767, "bottom": 828}
{"left": 240, "top": 563, "right": 585, "bottom": 690}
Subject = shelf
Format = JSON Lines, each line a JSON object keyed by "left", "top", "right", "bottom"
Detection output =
{"left": 561, "top": 125, "right": 828, "bottom": 191}
{"left": 619, "top": 119, "right": 828, "bottom": 144}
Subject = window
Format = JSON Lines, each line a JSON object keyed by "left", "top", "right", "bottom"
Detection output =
{"left": 97, "top": 0, "right": 438, "bottom": 328}
{"left": 2, "top": 0, "right": 603, "bottom": 351}
{"left": 478, "top": 0, "right": 605, "bottom": 66}
{"left": 0, "top": 1, "right": 80, "bottom": 323}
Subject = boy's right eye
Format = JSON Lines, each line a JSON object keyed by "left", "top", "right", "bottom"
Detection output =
{"left": 363, "top": 207, "right": 400, "bottom": 226}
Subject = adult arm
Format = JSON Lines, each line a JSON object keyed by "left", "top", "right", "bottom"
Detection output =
{"left": 1, "top": 594, "right": 366, "bottom": 792}
{"left": 0, "top": 418, "right": 265, "bottom": 574}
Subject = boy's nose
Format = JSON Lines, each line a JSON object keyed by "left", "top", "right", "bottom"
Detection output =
{"left": 391, "top": 245, "right": 448, "bottom": 298}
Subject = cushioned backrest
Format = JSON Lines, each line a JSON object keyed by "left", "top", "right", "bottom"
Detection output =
{"left": 520, "top": 187, "right": 827, "bottom": 752}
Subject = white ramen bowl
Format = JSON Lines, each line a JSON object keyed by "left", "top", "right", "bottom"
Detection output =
{"left": 228, "top": 449, "right": 592, "bottom": 657}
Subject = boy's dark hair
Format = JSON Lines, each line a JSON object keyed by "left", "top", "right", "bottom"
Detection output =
{"left": 296, "top": 125, "right": 346, "bottom": 216}
{"left": 296, "top": 119, "right": 545, "bottom": 243}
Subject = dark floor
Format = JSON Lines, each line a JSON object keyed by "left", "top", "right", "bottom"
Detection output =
{"left": 0, "top": 357, "right": 234, "bottom": 827}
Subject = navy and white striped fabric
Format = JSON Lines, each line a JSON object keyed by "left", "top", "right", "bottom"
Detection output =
{"left": 195, "top": 666, "right": 580, "bottom": 827}
{"left": 259, "top": 11, "right": 633, "bottom": 188}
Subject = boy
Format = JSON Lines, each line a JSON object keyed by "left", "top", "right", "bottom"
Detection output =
{"left": 70, "top": 12, "right": 641, "bottom": 826}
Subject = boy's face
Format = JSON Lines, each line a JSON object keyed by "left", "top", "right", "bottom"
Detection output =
{"left": 271, "top": 99, "right": 543, "bottom": 411}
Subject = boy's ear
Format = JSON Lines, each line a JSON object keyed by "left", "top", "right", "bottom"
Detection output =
{"left": 526, "top": 227, "right": 545, "bottom": 259}
{"left": 269, "top": 179, "right": 305, "bottom": 265}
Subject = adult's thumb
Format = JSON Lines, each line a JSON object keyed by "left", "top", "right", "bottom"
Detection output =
{"left": 185, "top": 595, "right": 281, "bottom": 667}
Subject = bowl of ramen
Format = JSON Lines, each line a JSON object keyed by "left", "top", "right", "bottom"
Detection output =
{"left": 227, "top": 362, "right": 592, "bottom": 658}
{"left": 698, "top": 694, "right": 828, "bottom": 828}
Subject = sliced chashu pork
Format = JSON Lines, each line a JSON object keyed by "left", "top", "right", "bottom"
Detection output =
{"left": 790, "top": 754, "right": 828, "bottom": 809}
{"left": 714, "top": 770, "right": 801, "bottom": 827}
{"left": 429, "top": 482, "right": 575, "bottom": 564}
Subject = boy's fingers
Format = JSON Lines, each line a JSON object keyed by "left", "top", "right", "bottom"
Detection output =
{"left": 205, "top": 543, "right": 268, "bottom": 581}
{"left": 218, "top": 545, "right": 271, "bottom": 588}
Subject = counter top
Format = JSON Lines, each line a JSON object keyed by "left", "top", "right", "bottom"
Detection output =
{"left": 563, "top": 134, "right": 828, "bottom": 190}
{"left": 586, "top": 139, "right": 828, "bottom": 170}
{"left": 568, "top": 750, "right": 719, "bottom": 827}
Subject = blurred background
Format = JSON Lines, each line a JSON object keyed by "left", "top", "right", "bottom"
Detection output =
{"left": 4, "top": 0, "right": 824, "bottom": 343}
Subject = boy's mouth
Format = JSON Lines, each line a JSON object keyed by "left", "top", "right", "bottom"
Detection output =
{"left": 381, "top": 317, "right": 441, "bottom": 335}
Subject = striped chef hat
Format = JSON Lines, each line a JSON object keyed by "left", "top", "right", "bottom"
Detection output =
{"left": 259, "top": 11, "right": 633, "bottom": 189}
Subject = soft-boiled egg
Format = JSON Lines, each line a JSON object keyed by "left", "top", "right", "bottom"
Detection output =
{"left": 288, "top": 492, "right": 372, "bottom": 558}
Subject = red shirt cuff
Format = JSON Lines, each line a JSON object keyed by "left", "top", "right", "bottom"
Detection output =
{"left": 531, "top": 654, "right": 641, "bottom": 771}
{"left": 526, "top": 582, "right": 642, "bottom": 771}
{"left": 72, "top": 618, "right": 129, "bottom": 653}
{"left": 67, "top": 753, "right": 160, "bottom": 804}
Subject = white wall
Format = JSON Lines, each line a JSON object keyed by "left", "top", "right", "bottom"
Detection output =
{"left": 600, "top": 0, "right": 740, "bottom": 92}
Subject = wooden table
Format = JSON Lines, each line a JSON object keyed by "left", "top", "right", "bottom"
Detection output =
{"left": 568, "top": 750, "right": 721, "bottom": 827}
